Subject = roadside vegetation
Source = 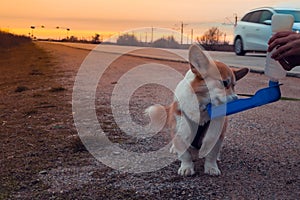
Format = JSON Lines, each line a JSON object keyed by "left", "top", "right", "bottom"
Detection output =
{"left": 0, "top": 30, "right": 32, "bottom": 49}
{"left": 114, "top": 27, "right": 233, "bottom": 51}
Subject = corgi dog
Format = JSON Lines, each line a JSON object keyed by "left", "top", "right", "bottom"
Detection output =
{"left": 145, "top": 45, "right": 249, "bottom": 176}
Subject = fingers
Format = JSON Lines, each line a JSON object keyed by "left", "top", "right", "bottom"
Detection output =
{"left": 271, "top": 38, "right": 300, "bottom": 60}
{"left": 278, "top": 59, "right": 294, "bottom": 71}
{"left": 267, "top": 31, "right": 297, "bottom": 52}
{"left": 268, "top": 37, "right": 286, "bottom": 52}
{"left": 268, "top": 31, "right": 293, "bottom": 45}
{"left": 271, "top": 43, "right": 292, "bottom": 60}
{"left": 268, "top": 31, "right": 300, "bottom": 70}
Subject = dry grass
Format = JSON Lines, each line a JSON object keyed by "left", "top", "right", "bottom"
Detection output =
{"left": 0, "top": 30, "right": 31, "bottom": 49}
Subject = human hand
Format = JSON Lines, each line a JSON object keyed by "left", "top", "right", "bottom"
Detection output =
{"left": 268, "top": 31, "right": 300, "bottom": 54}
{"left": 268, "top": 31, "right": 300, "bottom": 70}
{"left": 278, "top": 57, "right": 296, "bottom": 71}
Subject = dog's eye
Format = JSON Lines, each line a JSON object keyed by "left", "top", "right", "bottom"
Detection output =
{"left": 220, "top": 79, "right": 230, "bottom": 88}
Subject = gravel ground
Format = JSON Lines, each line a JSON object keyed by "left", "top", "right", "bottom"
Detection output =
{"left": 1, "top": 42, "right": 299, "bottom": 199}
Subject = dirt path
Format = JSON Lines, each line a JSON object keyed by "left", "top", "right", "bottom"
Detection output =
{"left": 1, "top": 42, "right": 299, "bottom": 199}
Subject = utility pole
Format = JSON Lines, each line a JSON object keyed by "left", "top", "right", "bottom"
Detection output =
{"left": 151, "top": 27, "right": 155, "bottom": 43}
{"left": 191, "top": 29, "right": 194, "bottom": 44}
{"left": 180, "top": 22, "right": 188, "bottom": 45}
{"left": 30, "top": 26, "right": 35, "bottom": 38}
{"left": 234, "top": 13, "right": 238, "bottom": 27}
{"left": 56, "top": 26, "right": 70, "bottom": 40}
{"left": 145, "top": 32, "right": 148, "bottom": 43}
{"left": 181, "top": 22, "right": 185, "bottom": 45}
{"left": 181, "top": 22, "right": 183, "bottom": 44}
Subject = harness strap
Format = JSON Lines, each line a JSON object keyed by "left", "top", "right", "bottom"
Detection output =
{"left": 181, "top": 111, "right": 210, "bottom": 150}
{"left": 191, "top": 121, "right": 210, "bottom": 149}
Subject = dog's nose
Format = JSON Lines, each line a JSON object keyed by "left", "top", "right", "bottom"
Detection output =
{"left": 232, "top": 94, "right": 238, "bottom": 100}
{"left": 227, "top": 94, "right": 238, "bottom": 102}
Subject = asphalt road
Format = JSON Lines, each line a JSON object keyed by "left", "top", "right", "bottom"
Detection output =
{"left": 46, "top": 42, "right": 300, "bottom": 77}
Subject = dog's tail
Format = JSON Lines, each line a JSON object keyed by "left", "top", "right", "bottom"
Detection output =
{"left": 144, "top": 104, "right": 169, "bottom": 133}
{"left": 144, "top": 102, "right": 179, "bottom": 135}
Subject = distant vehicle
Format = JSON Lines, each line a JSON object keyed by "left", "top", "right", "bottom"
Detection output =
{"left": 234, "top": 7, "right": 300, "bottom": 56}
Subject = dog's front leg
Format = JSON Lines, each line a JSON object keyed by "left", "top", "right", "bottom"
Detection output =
{"left": 204, "top": 137, "right": 223, "bottom": 176}
{"left": 178, "top": 150, "right": 195, "bottom": 176}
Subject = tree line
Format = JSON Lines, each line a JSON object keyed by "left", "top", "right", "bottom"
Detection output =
{"left": 115, "top": 27, "right": 230, "bottom": 49}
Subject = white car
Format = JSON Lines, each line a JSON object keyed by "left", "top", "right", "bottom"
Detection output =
{"left": 234, "top": 7, "right": 300, "bottom": 56}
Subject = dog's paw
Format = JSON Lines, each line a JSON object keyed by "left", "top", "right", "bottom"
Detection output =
{"left": 178, "top": 162, "right": 195, "bottom": 176}
{"left": 204, "top": 164, "right": 221, "bottom": 176}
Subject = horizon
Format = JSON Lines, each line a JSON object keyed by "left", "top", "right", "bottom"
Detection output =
{"left": 1, "top": 0, "right": 300, "bottom": 42}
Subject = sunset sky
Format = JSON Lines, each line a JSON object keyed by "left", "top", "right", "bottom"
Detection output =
{"left": 1, "top": 0, "right": 300, "bottom": 41}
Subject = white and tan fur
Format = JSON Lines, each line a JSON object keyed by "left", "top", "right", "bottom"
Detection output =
{"left": 145, "top": 45, "right": 249, "bottom": 176}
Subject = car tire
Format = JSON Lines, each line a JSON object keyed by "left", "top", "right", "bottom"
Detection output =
{"left": 234, "top": 37, "right": 246, "bottom": 56}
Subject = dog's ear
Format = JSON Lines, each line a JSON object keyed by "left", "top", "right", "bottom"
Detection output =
{"left": 233, "top": 67, "right": 249, "bottom": 81}
{"left": 189, "top": 45, "right": 211, "bottom": 74}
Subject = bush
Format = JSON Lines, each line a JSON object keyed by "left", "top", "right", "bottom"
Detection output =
{"left": 116, "top": 34, "right": 141, "bottom": 46}
{"left": 152, "top": 36, "right": 181, "bottom": 49}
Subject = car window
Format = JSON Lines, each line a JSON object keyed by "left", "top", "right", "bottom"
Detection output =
{"left": 275, "top": 10, "right": 300, "bottom": 23}
{"left": 241, "top": 12, "right": 252, "bottom": 22}
{"left": 242, "top": 11, "right": 262, "bottom": 23}
{"left": 259, "top": 10, "right": 273, "bottom": 24}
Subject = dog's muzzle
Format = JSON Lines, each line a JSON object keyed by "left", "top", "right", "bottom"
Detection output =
{"left": 227, "top": 94, "right": 238, "bottom": 102}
